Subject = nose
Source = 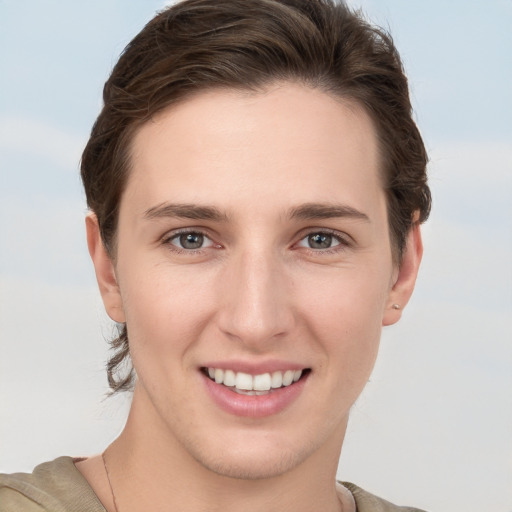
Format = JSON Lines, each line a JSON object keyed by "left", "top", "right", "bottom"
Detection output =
{"left": 216, "top": 247, "right": 295, "bottom": 350}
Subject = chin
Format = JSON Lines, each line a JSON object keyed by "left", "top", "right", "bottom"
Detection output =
{"left": 192, "top": 446, "right": 308, "bottom": 481}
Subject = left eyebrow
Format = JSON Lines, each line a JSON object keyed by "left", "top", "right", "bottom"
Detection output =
{"left": 143, "top": 202, "right": 230, "bottom": 222}
{"left": 288, "top": 202, "right": 370, "bottom": 222}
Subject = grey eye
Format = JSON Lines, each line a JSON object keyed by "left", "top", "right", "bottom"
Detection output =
{"left": 178, "top": 232, "right": 204, "bottom": 249}
{"left": 297, "top": 232, "right": 343, "bottom": 251}
{"left": 307, "top": 233, "right": 334, "bottom": 249}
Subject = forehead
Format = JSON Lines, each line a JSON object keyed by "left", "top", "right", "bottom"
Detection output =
{"left": 125, "top": 83, "right": 383, "bottom": 219}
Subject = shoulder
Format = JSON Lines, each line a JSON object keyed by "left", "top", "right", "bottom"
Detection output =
{"left": 340, "top": 482, "right": 428, "bottom": 512}
{"left": 0, "top": 457, "right": 106, "bottom": 512}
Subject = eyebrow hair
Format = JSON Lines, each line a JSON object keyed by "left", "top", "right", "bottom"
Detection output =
{"left": 143, "top": 201, "right": 369, "bottom": 223}
{"left": 143, "top": 202, "right": 229, "bottom": 222}
{"left": 288, "top": 203, "right": 370, "bottom": 222}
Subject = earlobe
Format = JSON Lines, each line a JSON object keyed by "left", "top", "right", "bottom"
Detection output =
{"left": 382, "top": 222, "right": 423, "bottom": 326}
{"left": 85, "top": 213, "right": 126, "bottom": 323}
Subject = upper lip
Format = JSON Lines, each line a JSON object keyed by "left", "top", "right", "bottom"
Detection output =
{"left": 201, "top": 360, "right": 309, "bottom": 375}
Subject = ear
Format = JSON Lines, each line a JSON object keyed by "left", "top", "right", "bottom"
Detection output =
{"left": 86, "top": 213, "right": 126, "bottom": 323}
{"left": 382, "top": 221, "right": 423, "bottom": 326}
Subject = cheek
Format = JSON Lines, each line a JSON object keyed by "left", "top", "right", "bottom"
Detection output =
{"left": 117, "top": 262, "right": 218, "bottom": 364}
{"left": 296, "top": 267, "right": 389, "bottom": 365}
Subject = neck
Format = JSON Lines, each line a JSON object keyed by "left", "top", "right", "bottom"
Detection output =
{"left": 105, "top": 387, "right": 347, "bottom": 512}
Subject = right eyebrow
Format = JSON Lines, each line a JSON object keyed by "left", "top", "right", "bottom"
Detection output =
{"left": 143, "top": 202, "right": 229, "bottom": 222}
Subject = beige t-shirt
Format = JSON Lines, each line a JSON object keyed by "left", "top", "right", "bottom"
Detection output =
{"left": 0, "top": 457, "right": 426, "bottom": 512}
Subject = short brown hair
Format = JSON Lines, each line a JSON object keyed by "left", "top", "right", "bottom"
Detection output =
{"left": 81, "top": 0, "right": 431, "bottom": 392}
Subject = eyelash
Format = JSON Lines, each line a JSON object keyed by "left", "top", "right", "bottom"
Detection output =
{"left": 161, "top": 229, "right": 218, "bottom": 255}
{"left": 295, "top": 229, "right": 351, "bottom": 255}
{"left": 161, "top": 228, "right": 351, "bottom": 255}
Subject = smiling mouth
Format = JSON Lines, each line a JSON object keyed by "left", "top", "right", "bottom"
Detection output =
{"left": 202, "top": 367, "right": 311, "bottom": 395}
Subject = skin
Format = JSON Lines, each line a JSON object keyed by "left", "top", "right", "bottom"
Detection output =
{"left": 78, "top": 83, "right": 422, "bottom": 512}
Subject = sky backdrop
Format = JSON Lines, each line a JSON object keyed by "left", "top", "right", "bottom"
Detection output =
{"left": 1, "top": 1, "right": 511, "bottom": 511}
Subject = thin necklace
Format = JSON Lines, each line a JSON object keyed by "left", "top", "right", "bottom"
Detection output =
{"left": 101, "top": 448, "right": 347, "bottom": 512}
{"left": 102, "top": 449, "right": 120, "bottom": 512}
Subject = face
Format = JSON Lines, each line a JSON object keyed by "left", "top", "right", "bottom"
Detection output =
{"left": 89, "top": 83, "right": 420, "bottom": 480}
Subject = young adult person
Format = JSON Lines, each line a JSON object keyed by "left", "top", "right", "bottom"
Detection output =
{"left": 0, "top": 0, "right": 431, "bottom": 510}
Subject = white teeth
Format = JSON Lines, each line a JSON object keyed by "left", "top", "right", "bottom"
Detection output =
{"left": 271, "top": 371, "right": 283, "bottom": 388}
{"left": 235, "top": 372, "right": 253, "bottom": 390}
{"left": 206, "top": 368, "right": 303, "bottom": 392}
{"left": 233, "top": 389, "right": 269, "bottom": 396}
{"left": 223, "top": 369, "right": 236, "bottom": 387}
{"left": 282, "top": 370, "right": 294, "bottom": 386}
{"left": 214, "top": 368, "right": 224, "bottom": 384}
{"left": 253, "top": 373, "right": 271, "bottom": 391}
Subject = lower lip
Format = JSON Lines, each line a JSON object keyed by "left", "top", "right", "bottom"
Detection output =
{"left": 202, "top": 372, "right": 308, "bottom": 418}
